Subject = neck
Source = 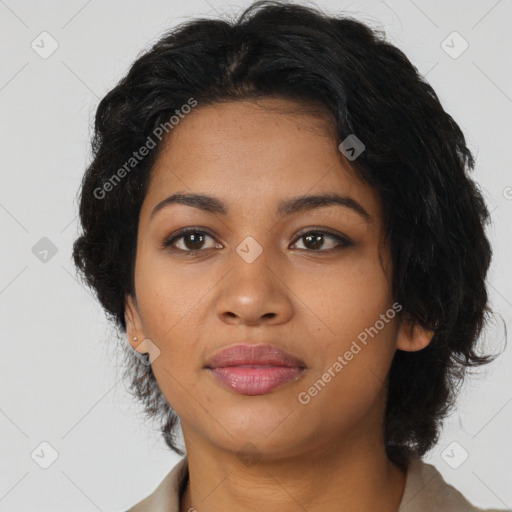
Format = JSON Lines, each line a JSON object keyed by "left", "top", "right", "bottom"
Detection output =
{"left": 179, "top": 435, "right": 407, "bottom": 512}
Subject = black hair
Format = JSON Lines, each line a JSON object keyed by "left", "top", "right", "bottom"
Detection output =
{"left": 72, "top": 0, "right": 502, "bottom": 471}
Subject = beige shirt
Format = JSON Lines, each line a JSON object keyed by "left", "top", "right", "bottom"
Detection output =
{"left": 125, "top": 455, "right": 508, "bottom": 512}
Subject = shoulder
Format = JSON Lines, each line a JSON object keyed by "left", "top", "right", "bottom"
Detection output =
{"left": 124, "top": 456, "right": 188, "bottom": 512}
{"left": 399, "top": 456, "right": 509, "bottom": 512}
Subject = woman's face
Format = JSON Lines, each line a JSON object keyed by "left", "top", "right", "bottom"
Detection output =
{"left": 125, "top": 98, "right": 432, "bottom": 459}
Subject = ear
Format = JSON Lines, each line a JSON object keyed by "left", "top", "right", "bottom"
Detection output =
{"left": 396, "top": 314, "right": 435, "bottom": 352}
{"left": 124, "top": 294, "right": 149, "bottom": 354}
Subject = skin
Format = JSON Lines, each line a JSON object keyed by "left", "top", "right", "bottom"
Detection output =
{"left": 124, "top": 98, "right": 434, "bottom": 512}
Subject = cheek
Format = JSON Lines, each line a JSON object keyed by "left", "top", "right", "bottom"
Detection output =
{"left": 292, "top": 248, "right": 393, "bottom": 340}
{"left": 294, "top": 250, "right": 396, "bottom": 399}
{"left": 133, "top": 276, "right": 204, "bottom": 403}
{"left": 135, "top": 249, "right": 215, "bottom": 340}
{"left": 297, "top": 319, "right": 397, "bottom": 433}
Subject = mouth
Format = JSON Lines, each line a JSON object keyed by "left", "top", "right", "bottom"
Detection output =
{"left": 204, "top": 344, "right": 306, "bottom": 396}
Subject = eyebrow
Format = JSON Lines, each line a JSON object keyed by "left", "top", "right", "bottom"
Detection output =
{"left": 150, "top": 192, "right": 372, "bottom": 222}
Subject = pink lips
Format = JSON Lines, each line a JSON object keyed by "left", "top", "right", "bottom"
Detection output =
{"left": 204, "top": 344, "right": 306, "bottom": 396}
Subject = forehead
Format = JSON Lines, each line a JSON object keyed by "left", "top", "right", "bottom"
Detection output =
{"left": 141, "top": 99, "right": 381, "bottom": 224}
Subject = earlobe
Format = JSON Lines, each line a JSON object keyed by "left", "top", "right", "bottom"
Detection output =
{"left": 124, "top": 294, "right": 149, "bottom": 354}
{"left": 396, "top": 315, "right": 435, "bottom": 352}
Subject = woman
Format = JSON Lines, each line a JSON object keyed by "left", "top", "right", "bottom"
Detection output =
{"left": 72, "top": 2, "right": 507, "bottom": 511}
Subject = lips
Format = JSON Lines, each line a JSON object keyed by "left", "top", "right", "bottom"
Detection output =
{"left": 204, "top": 344, "right": 306, "bottom": 369}
{"left": 204, "top": 344, "right": 306, "bottom": 395}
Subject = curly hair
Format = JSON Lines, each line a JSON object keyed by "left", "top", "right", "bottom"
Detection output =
{"left": 72, "top": 0, "right": 501, "bottom": 471}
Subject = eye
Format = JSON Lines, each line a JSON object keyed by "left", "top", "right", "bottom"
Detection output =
{"left": 161, "top": 227, "right": 353, "bottom": 254}
{"left": 161, "top": 227, "right": 221, "bottom": 252}
{"left": 290, "top": 229, "right": 353, "bottom": 253}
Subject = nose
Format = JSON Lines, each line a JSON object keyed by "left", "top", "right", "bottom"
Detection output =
{"left": 214, "top": 247, "right": 294, "bottom": 327}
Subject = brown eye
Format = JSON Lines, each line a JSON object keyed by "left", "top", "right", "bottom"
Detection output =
{"left": 291, "top": 230, "right": 353, "bottom": 252}
{"left": 161, "top": 228, "right": 220, "bottom": 252}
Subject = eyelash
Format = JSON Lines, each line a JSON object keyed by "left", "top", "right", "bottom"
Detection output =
{"left": 160, "top": 226, "right": 353, "bottom": 255}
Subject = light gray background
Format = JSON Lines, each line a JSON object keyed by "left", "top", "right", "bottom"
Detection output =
{"left": 1, "top": 0, "right": 511, "bottom": 510}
